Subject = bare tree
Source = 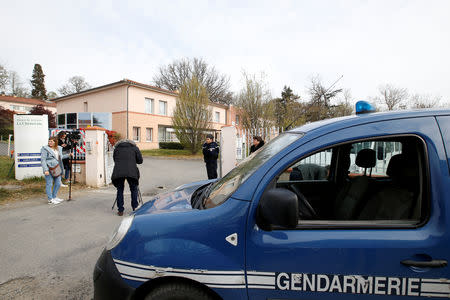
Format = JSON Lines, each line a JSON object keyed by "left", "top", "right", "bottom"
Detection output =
{"left": 410, "top": 93, "right": 441, "bottom": 109}
{"left": 153, "top": 57, "right": 233, "bottom": 104}
{"left": 377, "top": 84, "right": 408, "bottom": 110}
{"left": 0, "top": 64, "right": 8, "bottom": 93}
{"left": 235, "top": 72, "right": 274, "bottom": 130}
{"left": 9, "top": 71, "right": 29, "bottom": 97}
{"left": 58, "top": 76, "right": 91, "bottom": 96}
{"left": 172, "top": 76, "right": 212, "bottom": 154}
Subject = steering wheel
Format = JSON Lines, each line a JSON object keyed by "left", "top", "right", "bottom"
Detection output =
{"left": 290, "top": 184, "right": 318, "bottom": 219}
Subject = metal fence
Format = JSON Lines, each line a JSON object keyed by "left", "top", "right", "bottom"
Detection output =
{"left": 0, "top": 129, "right": 14, "bottom": 157}
{"left": 236, "top": 127, "right": 282, "bottom": 159}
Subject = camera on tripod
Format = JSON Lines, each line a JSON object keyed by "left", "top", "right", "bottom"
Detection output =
{"left": 66, "top": 130, "right": 82, "bottom": 149}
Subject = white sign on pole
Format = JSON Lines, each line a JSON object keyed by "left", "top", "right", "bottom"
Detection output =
{"left": 14, "top": 115, "right": 49, "bottom": 180}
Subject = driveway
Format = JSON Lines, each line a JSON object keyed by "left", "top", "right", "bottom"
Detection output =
{"left": 0, "top": 157, "right": 206, "bottom": 299}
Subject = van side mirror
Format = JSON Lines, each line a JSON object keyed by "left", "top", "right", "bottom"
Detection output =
{"left": 257, "top": 188, "right": 299, "bottom": 231}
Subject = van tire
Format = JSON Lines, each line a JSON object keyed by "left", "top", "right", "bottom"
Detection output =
{"left": 144, "top": 282, "right": 214, "bottom": 300}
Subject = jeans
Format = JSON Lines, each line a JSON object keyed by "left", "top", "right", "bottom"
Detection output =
{"left": 113, "top": 177, "right": 139, "bottom": 212}
{"left": 45, "top": 175, "right": 62, "bottom": 200}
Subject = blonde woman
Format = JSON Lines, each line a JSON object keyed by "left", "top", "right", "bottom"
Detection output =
{"left": 40, "top": 136, "right": 72, "bottom": 204}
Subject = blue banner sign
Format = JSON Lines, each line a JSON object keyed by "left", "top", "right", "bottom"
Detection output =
{"left": 18, "top": 158, "right": 41, "bottom": 162}
{"left": 18, "top": 153, "right": 41, "bottom": 157}
{"left": 18, "top": 164, "right": 42, "bottom": 168}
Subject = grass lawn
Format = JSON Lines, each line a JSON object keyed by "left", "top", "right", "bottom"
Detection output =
{"left": 0, "top": 156, "right": 79, "bottom": 204}
{"left": 0, "top": 156, "right": 16, "bottom": 183}
{"left": 141, "top": 149, "right": 202, "bottom": 159}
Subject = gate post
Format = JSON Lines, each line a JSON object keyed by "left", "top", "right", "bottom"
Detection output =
{"left": 84, "top": 127, "right": 107, "bottom": 187}
{"left": 220, "top": 126, "right": 237, "bottom": 177}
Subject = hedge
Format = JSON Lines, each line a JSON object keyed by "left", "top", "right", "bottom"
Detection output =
{"left": 159, "top": 142, "right": 184, "bottom": 150}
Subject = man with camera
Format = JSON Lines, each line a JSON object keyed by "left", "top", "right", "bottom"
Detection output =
{"left": 111, "top": 139, "right": 143, "bottom": 216}
{"left": 57, "top": 131, "right": 71, "bottom": 186}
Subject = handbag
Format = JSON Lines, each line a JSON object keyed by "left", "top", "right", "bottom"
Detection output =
{"left": 48, "top": 164, "right": 62, "bottom": 177}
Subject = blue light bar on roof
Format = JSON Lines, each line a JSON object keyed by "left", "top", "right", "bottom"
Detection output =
{"left": 356, "top": 101, "right": 376, "bottom": 115}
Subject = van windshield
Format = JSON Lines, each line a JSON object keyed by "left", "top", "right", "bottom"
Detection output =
{"left": 204, "top": 132, "right": 302, "bottom": 208}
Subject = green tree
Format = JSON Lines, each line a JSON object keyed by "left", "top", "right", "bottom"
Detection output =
{"left": 306, "top": 76, "right": 343, "bottom": 121}
{"left": 172, "top": 76, "right": 212, "bottom": 154}
{"left": 47, "top": 91, "right": 58, "bottom": 99}
{"left": 274, "top": 86, "right": 302, "bottom": 130}
{"left": 30, "top": 64, "right": 47, "bottom": 100}
{"left": 235, "top": 72, "right": 274, "bottom": 131}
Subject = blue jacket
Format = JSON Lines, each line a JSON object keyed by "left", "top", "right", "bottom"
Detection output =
{"left": 40, "top": 145, "right": 69, "bottom": 175}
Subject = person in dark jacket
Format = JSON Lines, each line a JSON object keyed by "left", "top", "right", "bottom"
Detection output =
{"left": 202, "top": 134, "right": 219, "bottom": 179}
{"left": 111, "top": 139, "right": 143, "bottom": 216}
{"left": 57, "top": 131, "right": 71, "bottom": 186}
{"left": 249, "top": 136, "right": 265, "bottom": 154}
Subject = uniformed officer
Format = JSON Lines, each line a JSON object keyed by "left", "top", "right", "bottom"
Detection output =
{"left": 202, "top": 134, "right": 219, "bottom": 179}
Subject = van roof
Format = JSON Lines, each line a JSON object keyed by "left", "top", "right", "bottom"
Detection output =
{"left": 290, "top": 109, "right": 450, "bottom": 135}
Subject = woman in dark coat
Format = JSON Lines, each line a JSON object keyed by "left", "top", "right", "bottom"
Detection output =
{"left": 111, "top": 139, "right": 143, "bottom": 216}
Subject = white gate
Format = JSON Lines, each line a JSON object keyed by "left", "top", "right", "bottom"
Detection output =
{"left": 103, "top": 132, "right": 114, "bottom": 185}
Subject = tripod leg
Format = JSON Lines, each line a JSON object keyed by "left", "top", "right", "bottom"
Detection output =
{"left": 112, "top": 197, "right": 117, "bottom": 210}
{"left": 68, "top": 149, "right": 73, "bottom": 201}
{"left": 7, "top": 161, "right": 15, "bottom": 178}
{"left": 138, "top": 186, "right": 143, "bottom": 205}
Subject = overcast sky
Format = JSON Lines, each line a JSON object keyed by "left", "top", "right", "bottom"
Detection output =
{"left": 1, "top": 0, "right": 449, "bottom": 106}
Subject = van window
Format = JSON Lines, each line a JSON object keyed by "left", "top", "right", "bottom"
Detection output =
{"left": 204, "top": 132, "right": 302, "bottom": 208}
{"left": 275, "top": 136, "right": 427, "bottom": 227}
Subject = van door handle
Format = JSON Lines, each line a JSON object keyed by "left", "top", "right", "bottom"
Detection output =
{"left": 401, "top": 259, "right": 447, "bottom": 268}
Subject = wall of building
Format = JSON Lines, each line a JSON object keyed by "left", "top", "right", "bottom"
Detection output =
{"left": 56, "top": 86, "right": 126, "bottom": 114}
{"left": 0, "top": 100, "right": 56, "bottom": 114}
{"left": 210, "top": 105, "right": 227, "bottom": 130}
{"left": 128, "top": 86, "right": 177, "bottom": 116}
{"left": 127, "top": 111, "right": 172, "bottom": 149}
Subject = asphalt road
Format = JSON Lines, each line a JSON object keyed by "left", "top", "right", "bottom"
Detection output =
{"left": 0, "top": 157, "right": 206, "bottom": 299}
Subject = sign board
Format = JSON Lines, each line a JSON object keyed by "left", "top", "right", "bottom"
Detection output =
{"left": 14, "top": 115, "right": 49, "bottom": 180}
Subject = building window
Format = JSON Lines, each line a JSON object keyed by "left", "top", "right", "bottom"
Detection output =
{"left": 159, "top": 100, "right": 167, "bottom": 116}
{"left": 78, "top": 112, "right": 91, "bottom": 128}
{"left": 66, "top": 113, "right": 77, "bottom": 129}
{"left": 133, "top": 127, "right": 141, "bottom": 142}
{"left": 145, "top": 98, "right": 154, "bottom": 114}
{"left": 83, "top": 101, "right": 88, "bottom": 112}
{"left": 215, "top": 111, "right": 220, "bottom": 123}
{"left": 235, "top": 115, "right": 240, "bottom": 125}
{"left": 146, "top": 128, "right": 153, "bottom": 142}
{"left": 57, "top": 114, "right": 66, "bottom": 128}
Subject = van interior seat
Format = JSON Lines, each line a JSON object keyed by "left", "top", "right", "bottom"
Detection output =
{"left": 357, "top": 154, "right": 419, "bottom": 220}
{"left": 334, "top": 148, "right": 376, "bottom": 220}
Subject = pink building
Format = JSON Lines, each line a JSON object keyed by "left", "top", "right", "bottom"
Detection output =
{"left": 52, "top": 79, "right": 241, "bottom": 150}
{"left": 0, "top": 95, "right": 56, "bottom": 114}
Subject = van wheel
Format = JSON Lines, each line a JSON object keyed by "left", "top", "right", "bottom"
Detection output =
{"left": 144, "top": 282, "right": 215, "bottom": 300}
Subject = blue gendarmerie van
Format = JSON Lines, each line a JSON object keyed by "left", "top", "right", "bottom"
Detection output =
{"left": 93, "top": 103, "right": 450, "bottom": 300}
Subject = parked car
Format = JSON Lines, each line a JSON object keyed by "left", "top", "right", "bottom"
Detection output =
{"left": 94, "top": 102, "right": 450, "bottom": 300}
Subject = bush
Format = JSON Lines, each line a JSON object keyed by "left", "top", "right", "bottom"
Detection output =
{"left": 105, "top": 130, "right": 121, "bottom": 146}
{"left": 159, "top": 142, "right": 184, "bottom": 150}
